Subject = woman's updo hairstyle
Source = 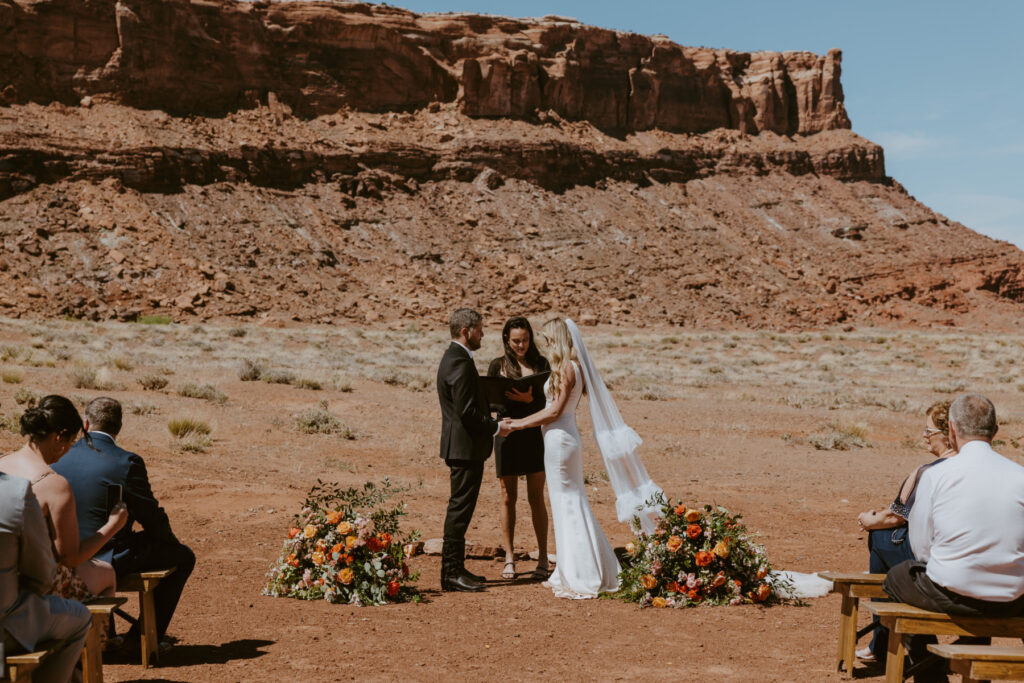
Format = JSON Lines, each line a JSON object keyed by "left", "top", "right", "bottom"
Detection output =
{"left": 20, "top": 395, "right": 84, "bottom": 441}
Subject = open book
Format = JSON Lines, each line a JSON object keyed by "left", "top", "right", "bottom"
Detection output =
{"left": 479, "top": 371, "right": 550, "bottom": 409}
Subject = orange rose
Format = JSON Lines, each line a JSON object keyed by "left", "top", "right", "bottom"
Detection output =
{"left": 625, "top": 542, "right": 636, "bottom": 555}
{"left": 687, "top": 589, "right": 699, "bottom": 601}
{"left": 667, "top": 581, "right": 682, "bottom": 594}
{"left": 712, "top": 541, "right": 730, "bottom": 558}
{"left": 315, "top": 539, "right": 328, "bottom": 551}
{"left": 757, "top": 567, "right": 767, "bottom": 579}
{"left": 674, "top": 504, "right": 687, "bottom": 516}
{"left": 303, "top": 524, "right": 316, "bottom": 539}
{"left": 288, "top": 527, "right": 301, "bottom": 539}
{"left": 377, "top": 532, "right": 392, "bottom": 547}
{"left": 345, "top": 555, "right": 354, "bottom": 565}
{"left": 286, "top": 553, "right": 299, "bottom": 567}
{"left": 326, "top": 510, "right": 343, "bottom": 525}
{"left": 686, "top": 524, "right": 702, "bottom": 539}
{"left": 345, "top": 535, "right": 357, "bottom": 549}
{"left": 666, "top": 535, "right": 683, "bottom": 552}
{"left": 366, "top": 537, "right": 383, "bottom": 552}
{"left": 651, "top": 597, "right": 667, "bottom": 608}
{"left": 640, "top": 574, "right": 658, "bottom": 590}
{"left": 711, "top": 572, "right": 726, "bottom": 588}
{"left": 331, "top": 543, "right": 344, "bottom": 555}
{"left": 386, "top": 581, "right": 401, "bottom": 597}
{"left": 337, "top": 568, "right": 354, "bottom": 584}
{"left": 336, "top": 521, "right": 354, "bottom": 535}
{"left": 312, "top": 551, "right": 325, "bottom": 566}
{"left": 695, "top": 551, "right": 714, "bottom": 567}
{"left": 755, "top": 584, "right": 771, "bottom": 602}
{"left": 684, "top": 509, "right": 702, "bottom": 523}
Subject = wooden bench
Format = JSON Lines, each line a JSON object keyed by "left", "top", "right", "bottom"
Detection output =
{"left": 82, "top": 596, "right": 127, "bottom": 683}
{"left": 927, "top": 644, "right": 1024, "bottom": 683}
{"left": 3, "top": 649, "right": 50, "bottom": 682}
{"left": 116, "top": 568, "right": 175, "bottom": 668}
{"left": 818, "top": 571, "right": 888, "bottom": 676}
{"left": 865, "top": 602, "right": 1024, "bottom": 683}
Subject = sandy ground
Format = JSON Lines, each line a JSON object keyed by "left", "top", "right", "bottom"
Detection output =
{"left": 1, "top": 317, "right": 1023, "bottom": 681}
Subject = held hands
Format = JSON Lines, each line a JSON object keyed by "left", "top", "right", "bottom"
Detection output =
{"left": 497, "top": 418, "right": 514, "bottom": 437}
{"left": 108, "top": 502, "right": 129, "bottom": 534}
{"left": 504, "top": 386, "right": 533, "bottom": 403}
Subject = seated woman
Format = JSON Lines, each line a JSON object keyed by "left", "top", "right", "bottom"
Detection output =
{"left": 854, "top": 399, "right": 955, "bottom": 662}
{"left": 0, "top": 395, "right": 127, "bottom": 599}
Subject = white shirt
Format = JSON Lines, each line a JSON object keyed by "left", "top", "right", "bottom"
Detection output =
{"left": 909, "top": 440, "right": 1024, "bottom": 601}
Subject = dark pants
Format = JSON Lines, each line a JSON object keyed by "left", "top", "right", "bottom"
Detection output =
{"left": 884, "top": 560, "right": 1024, "bottom": 682}
{"left": 114, "top": 537, "right": 196, "bottom": 640}
{"left": 441, "top": 459, "right": 484, "bottom": 580}
{"left": 867, "top": 526, "right": 915, "bottom": 654}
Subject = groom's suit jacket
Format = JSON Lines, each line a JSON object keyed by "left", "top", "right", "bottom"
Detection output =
{"left": 437, "top": 342, "right": 497, "bottom": 462}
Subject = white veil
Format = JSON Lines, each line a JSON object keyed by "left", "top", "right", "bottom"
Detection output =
{"left": 565, "top": 318, "right": 664, "bottom": 533}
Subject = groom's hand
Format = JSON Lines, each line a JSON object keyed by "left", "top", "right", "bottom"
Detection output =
{"left": 497, "top": 418, "right": 514, "bottom": 437}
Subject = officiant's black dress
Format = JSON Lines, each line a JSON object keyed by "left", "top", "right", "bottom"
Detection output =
{"left": 487, "top": 357, "right": 549, "bottom": 478}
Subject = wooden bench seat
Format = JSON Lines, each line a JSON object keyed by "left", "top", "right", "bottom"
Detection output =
{"left": 865, "top": 602, "right": 1024, "bottom": 683}
{"left": 818, "top": 571, "right": 888, "bottom": 676}
{"left": 83, "top": 596, "right": 127, "bottom": 683}
{"left": 3, "top": 649, "right": 50, "bottom": 682}
{"left": 116, "top": 568, "right": 175, "bottom": 668}
{"left": 927, "top": 644, "right": 1024, "bottom": 683}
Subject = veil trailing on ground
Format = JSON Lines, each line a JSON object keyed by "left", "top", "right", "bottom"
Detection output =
{"left": 565, "top": 318, "right": 664, "bottom": 533}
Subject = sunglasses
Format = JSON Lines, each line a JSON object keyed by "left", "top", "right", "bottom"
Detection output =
{"left": 922, "top": 427, "right": 943, "bottom": 438}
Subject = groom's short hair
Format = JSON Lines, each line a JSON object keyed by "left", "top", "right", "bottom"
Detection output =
{"left": 449, "top": 308, "right": 482, "bottom": 338}
{"left": 85, "top": 397, "right": 123, "bottom": 437}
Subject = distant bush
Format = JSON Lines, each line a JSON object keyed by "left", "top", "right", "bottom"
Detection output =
{"left": 0, "top": 412, "right": 22, "bottom": 433}
{"left": 295, "top": 401, "right": 354, "bottom": 438}
{"left": 126, "top": 401, "right": 159, "bottom": 416}
{"left": 1, "top": 369, "right": 22, "bottom": 384}
{"left": 809, "top": 422, "right": 871, "bottom": 451}
{"left": 138, "top": 375, "right": 169, "bottom": 391}
{"left": 293, "top": 378, "right": 322, "bottom": 391}
{"left": 175, "top": 434, "right": 212, "bottom": 453}
{"left": 262, "top": 369, "right": 296, "bottom": 385}
{"left": 932, "top": 381, "right": 966, "bottom": 394}
{"left": 228, "top": 328, "right": 247, "bottom": 338}
{"left": 177, "top": 383, "right": 227, "bottom": 405}
{"left": 13, "top": 388, "right": 40, "bottom": 406}
{"left": 0, "top": 345, "right": 22, "bottom": 362}
{"left": 238, "top": 359, "right": 264, "bottom": 382}
{"left": 167, "top": 417, "right": 211, "bottom": 439}
{"left": 331, "top": 375, "right": 354, "bottom": 393}
{"left": 110, "top": 356, "right": 134, "bottom": 371}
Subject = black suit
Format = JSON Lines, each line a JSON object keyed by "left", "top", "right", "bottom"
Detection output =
{"left": 53, "top": 432, "right": 195, "bottom": 641}
{"left": 436, "top": 342, "right": 497, "bottom": 579}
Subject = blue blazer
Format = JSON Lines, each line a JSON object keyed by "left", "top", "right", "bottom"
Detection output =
{"left": 53, "top": 432, "right": 176, "bottom": 564}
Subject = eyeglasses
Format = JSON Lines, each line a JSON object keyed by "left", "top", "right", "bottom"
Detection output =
{"left": 922, "top": 428, "right": 943, "bottom": 438}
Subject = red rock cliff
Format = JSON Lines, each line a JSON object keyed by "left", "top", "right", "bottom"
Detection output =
{"left": 0, "top": 0, "right": 849, "bottom": 134}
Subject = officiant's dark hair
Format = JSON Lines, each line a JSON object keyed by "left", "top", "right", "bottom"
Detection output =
{"left": 499, "top": 317, "right": 548, "bottom": 379}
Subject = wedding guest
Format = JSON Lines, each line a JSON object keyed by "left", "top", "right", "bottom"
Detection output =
{"left": 0, "top": 472, "right": 92, "bottom": 683}
{"left": 54, "top": 397, "right": 195, "bottom": 655}
{"left": 487, "top": 316, "right": 551, "bottom": 580}
{"left": 0, "top": 395, "right": 127, "bottom": 601}
{"left": 854, "top": 399, "right": 955, "bottom": 662}
{"left": 884, "top": 394, "right": 1024, "bottom": 682}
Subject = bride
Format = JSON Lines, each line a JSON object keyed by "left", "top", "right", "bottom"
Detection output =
{"left": 507, "top": 318, "right": 663, "bottom": 599}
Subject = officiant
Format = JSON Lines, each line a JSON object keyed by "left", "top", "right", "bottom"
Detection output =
{"left": 487, "top": 316, "right": 552, "bottom": 580}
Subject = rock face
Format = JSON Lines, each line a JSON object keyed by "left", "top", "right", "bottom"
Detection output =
{"left": 0, "top": 1, "right": 1022, "bottom": 330}
{"left": 0, "top": 0, "right": 848, "bottom": 135}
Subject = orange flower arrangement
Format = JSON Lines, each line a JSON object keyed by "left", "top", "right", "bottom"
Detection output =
{"left": 712, "top": 541, "right": 730, "bottom": 558}
{"left": 303, "top": 525, "right": 316, "bottom": 539}
{"left": 651, "top": 597, "right": 667, "bottom": 608}
{"left": 674, "top": 504, "right": 687, "bottom": 516}
{"left": 345, "top": 535, "right": 357, "bottom": 549}
{"left": 686, "top": 524, "right": 702, "bottom": 539}
{"left": 684, "top": 509, "right": 702, "bottom": 523}
{"left": 695, "top": 550, "right": 714, "bottom": 567}
{"left": 666, "top": 535, "right": 683, "bottom": 552}
{"left": 711, "top": 572, "right": 726, "bottom": 588}
{"left": 755, "top": 584, "right": 771, "bottom": 602}
{"left": 312, "top": 551, "right": 325, "bottom": 566}
{"left": 338, "top": 568, "right": 354, "bottom": 585}
{"left": 640, "top": 574, "right": 658, "bottom": 590}
{"left": 336, "top": 521, "right": 353, "bottom": 535}
{"left": 377, "top": 532, "right": 392, "bottom": 546}
{"left": 366, "top": 536, "right": 384, "bottom": 552}
{"left": 288, "top": 527, "right": 301, "bottom": 539}
{"left": 326, "top": 510, "right": 343, "bottom": 525}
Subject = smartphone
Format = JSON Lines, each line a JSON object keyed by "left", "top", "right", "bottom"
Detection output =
{"left": 106, "top": 484, "right": 123, "bottom": 512}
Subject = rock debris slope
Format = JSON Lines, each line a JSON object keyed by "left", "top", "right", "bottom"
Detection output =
{"left": 0, "top": 0, "right": 1021, "bottom": 328}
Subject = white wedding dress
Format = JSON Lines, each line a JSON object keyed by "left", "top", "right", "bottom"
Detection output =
{"left": 543, "top": 361, "right": 621, "bottom": 599}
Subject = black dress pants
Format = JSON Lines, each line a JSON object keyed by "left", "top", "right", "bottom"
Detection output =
{"left": 884, "top": 560, "right": 1024, "bottom": 682}
{"left": 114, "top": 537, "right": 197, "bottom": 640}
{"left": 441, "top": 459, "right": 484, "bottom": 579}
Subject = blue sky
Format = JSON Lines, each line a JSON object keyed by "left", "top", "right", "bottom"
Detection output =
{"left": 397, "top": 0, "right": 1024, "bottom": 250}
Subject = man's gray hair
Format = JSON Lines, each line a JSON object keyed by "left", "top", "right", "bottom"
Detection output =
{"left": 948, "top": 393, "right": 997, "bottom": 440}
{"left": 85, "top": 397, "right": 123, "bottom": 436}
{"left": 449, "top": 308, "right": 482, "bottom": 339}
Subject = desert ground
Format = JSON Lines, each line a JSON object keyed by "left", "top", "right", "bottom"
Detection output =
{"left": 1, "top": 316, "right": 1022, "bottom": 682}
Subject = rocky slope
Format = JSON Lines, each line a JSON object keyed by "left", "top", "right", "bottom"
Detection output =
{"left": 0, "top": 0, "right": 1022, "bottom": 329}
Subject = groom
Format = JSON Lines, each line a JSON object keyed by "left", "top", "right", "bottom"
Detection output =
{"left": 437, "top": 308, "right": 511, "bottom": 592}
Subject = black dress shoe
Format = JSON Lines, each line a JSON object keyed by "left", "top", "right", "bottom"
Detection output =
{"left": 461, "top": 568, "right": 487, "bottom": 583}
{"left": 442, "top": 574, "right": 487, "bottom": 592}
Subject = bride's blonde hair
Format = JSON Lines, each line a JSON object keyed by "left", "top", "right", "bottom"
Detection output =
{"left": 539, "top": 317, "right": 579, "bottom": 400}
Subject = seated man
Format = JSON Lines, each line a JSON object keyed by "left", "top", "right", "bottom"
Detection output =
{"left": 884, "top": 393, "right": 1024, "bottom": 681}
{"left": 53, "top": 397, "right": 195, "bottom": 655}
{"left": 1, "top": 472, "right": 91, "bottom": 682}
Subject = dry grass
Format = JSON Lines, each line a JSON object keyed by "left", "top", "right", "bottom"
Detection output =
{"left": 1, "top": 369, "right": 22, "bottom": 384}
{"left": 138, "top": 374, "right": 169, "bottom": 391}
{"left": 177, "top": 383, "right": 228, "bottom": 405}
{"left": 809, "top": 422, "right": 871, "bottom": 451}
{"left": 13, "top": 388, "right": 40, "bottom": 406}
{"left": 167, "top": 417, "right": 211, "bottom": 439}
{"left": 295, "top": 401, "right": 354, "bottom": 438}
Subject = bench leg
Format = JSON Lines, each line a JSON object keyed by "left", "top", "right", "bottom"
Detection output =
{"left": 884, "top": 624, "right": 904, "bottom": 683}
{"left": 139, "top": 589, "right": 159, "bottom": 668}
{"left": 82, "top": 611, "right": 104, "bottom": 683}
{"left": 839, "top": 594, "right": 858, "bottom": 676}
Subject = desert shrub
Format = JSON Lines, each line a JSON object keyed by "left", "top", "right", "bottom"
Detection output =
{"left": 175, "top": 434, "right": 212, "bottom": 453}
{"left": 177, "top": 383, "right": 227, "bottom": 405}
{"left": 167, "top": 417, "right": 212, "bottom": 439}
{"left": 137, "top": 375, "right": 169, "bottom": 391}
{"left": 262, "top": 369, "right": 296, "bottom": 385}
{"left": 0, "top": 345, "right": 23, "bottom": 361}
{"left": 331, "top": 375, "right": 354, "bottom": 393}
{"left": 296, "top": 401, "right": 354, "bottom": 438}
{"left": 228, "top": 327, "right": 247, "bottom": 338}
{"left": 809, "top": 422, "right": 871, "bottom": 451}
{"left": 126, "top": 400, "right": 159, "bottom": 416}
{"left": 1, "top": 369, "right": 22, "bottom": 384}
{"left": 110, "top": 356, "right": 134, "bottom": 371}
{"left": 13, "top": 388, "right": 40, "bottom": 406}
{"left": 932, "top": 381, "right": 966, "bottom": 394}
{"left": 583, "top": 469, "right": 609, "bottom": 485}
{"left": 378, "top": 367, "right": 430, "bottom": 392}
{"left": 293, "top": 378, "right": 322, "bottom": 391}
{"left": 69, "top": 367, "right": 99, "bottom": 389}
{"left": 0, "top": 412, "right": 22, "bottom": 432}
{"left": 238, "top": 359, "right": 264, "bottom": 382}
{"left": 640, "top": 387, "right": 666, "bottom": 401}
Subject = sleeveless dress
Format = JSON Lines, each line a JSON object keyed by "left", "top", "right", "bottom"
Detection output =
{"left": 542, "top": 362, "right": 621, "bottom": 598}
